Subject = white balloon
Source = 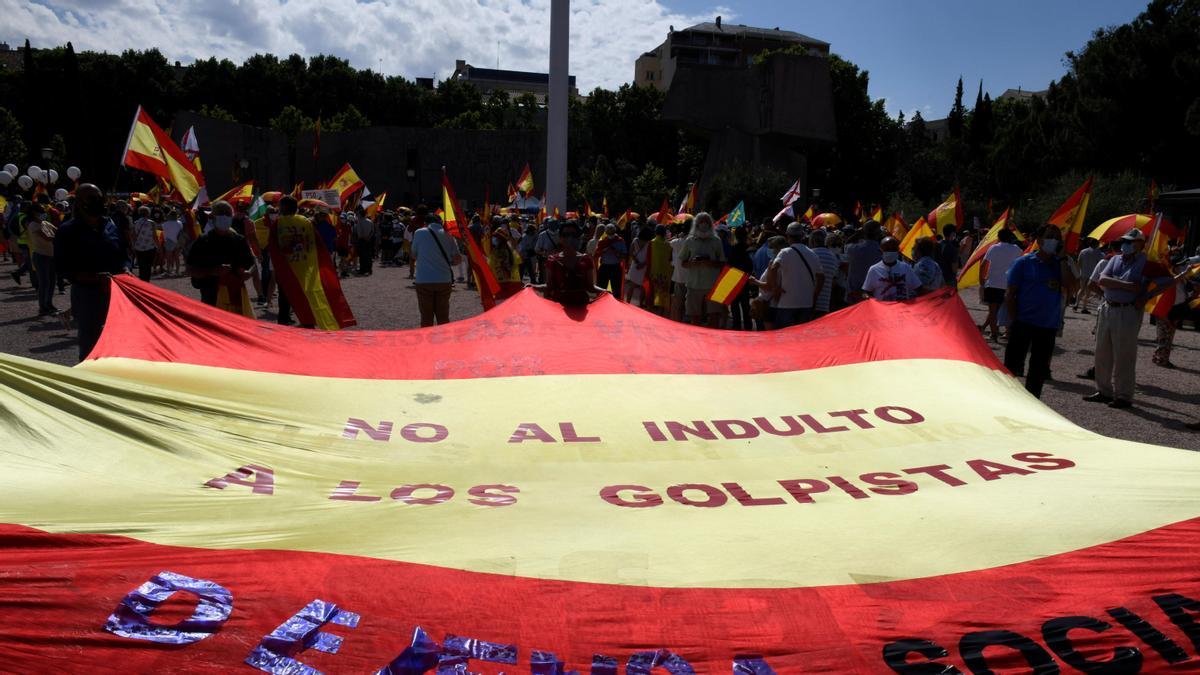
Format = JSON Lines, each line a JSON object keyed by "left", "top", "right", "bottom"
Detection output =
{"left": 0, "top": 170, "right": 11, "bottom": 186}
{"left": 48, "top": 169, "right": 59, "bottom": 184}
{"left": 66, "top": 165, "right": 81, "bottom": 180}
{"left": 18, "top": 175, "right": 33, "bottom": 190}
{"left": 2, "top": 163, "right": 16, "bottom": 175}
{"left": 54, "top": 188, "right": 69, "bottom": 201}
{"left": 27, "top": 165, "right": 40, "bottom": 178}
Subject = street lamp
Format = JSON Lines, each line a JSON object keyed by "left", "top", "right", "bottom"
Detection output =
{"left": 41, "top": 147, "right": 53, "bottom": 161}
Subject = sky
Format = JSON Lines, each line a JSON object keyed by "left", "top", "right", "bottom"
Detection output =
{"left": 3, "top": 0, "right": 1150, "bottom": 120}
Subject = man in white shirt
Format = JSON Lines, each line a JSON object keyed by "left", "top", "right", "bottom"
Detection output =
{"left": 765, "top": 221, "right": 824, "bottom": 327}
{"left": 978, "top": 229, "right": 1023, "bottom": 340}
{"left": 1074, "top": 237, "right": 1105, "bottom": 313}
{"left": 668, "top": 223, "right": 688, "bottom": 322}
{"left": 862, "top": 236, "right": 922, "bottom": 301}
{"left": 160, "top": 209, "right": 184, "bottom": 277}
{"left": 809, "top": 229, "right": 839, "bottom": 317}
{"left": 353, "top": 210, "right": 377, "bottom": 276}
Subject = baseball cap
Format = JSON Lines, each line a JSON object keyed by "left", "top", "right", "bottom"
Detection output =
{"left": 1120, "top": 229, "right": 1145, "bottom": 242}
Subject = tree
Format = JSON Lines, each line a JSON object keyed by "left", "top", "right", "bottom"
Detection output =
{"left": 198, "top": 104, "right": 237, "bottom": 122}
{"left": 947, "top": 76, "right": 965, "bottom": 139}
{"left": 270, "top": 105, "right": 314, "bottom": 186}
{"left": 0, "top": 107, "right": 27, "bottom": 164}
{"left": 327, "top": 104, "right": 371, "bottom": 132}
{"left": 630, "top": 162, "right": 669, "bottom": 214}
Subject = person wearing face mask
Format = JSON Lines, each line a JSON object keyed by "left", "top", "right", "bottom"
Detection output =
{"left": 862, "top": 237, "right": 922, "bottom": 301}
{"left": 680, "top": 212, "right": 728, "bottom": 327}
{"left": 186, "top": 200, "right": 257, "bottom": 311}
{"left": 486, "top": 226, "right": 523, "bottom": 300}
{"left": 534, "top": 220, "right": 599, "bottom": 307}
{"left": 1001, "top": 225, "right": 1078, "bottom": 398}
{"left": 53, "top": 184, "right": 128, "bottom": 361}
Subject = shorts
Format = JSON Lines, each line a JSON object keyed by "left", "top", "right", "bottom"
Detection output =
{"left": 163, "top": 240, "right": 178, "bottom": 252}
{"left": 686, "top": 286, "right": 724, "bottom": 316}
{"left": 983, "top": 287, "right": 1006, "bottom": 305}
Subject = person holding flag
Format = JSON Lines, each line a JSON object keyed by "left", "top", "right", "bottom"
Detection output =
{"left": 265, "top": 195, "right": 355, "bottom": 330}
{"left": 533, "top": 219, "right": 599, "bottom": 307}
{"left": 680, "top": 212, "right": 728, "bottom": 328}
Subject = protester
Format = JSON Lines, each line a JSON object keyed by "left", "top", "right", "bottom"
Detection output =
{"left": 25, "top": 202, "right": 58, "bottom": 316}
{"left": 728, "top": 226, "right": 754, "bottom": 328}
{"left": 130, "top": 206, "right": 160, "bottom": 283}
{"left": 1085, "top": 229, "right": 1149, "bottom": 408}
{"left": 912, "top": 237, "right": 944, "bottom": 294}
{"left": 186, "top": 200, "right": 257, "bottom": 308}
{"left": 53, "top": 184, "right": 127, "bottom": 361}
{"left": 624, "top": 225, "right": 653, "bottom": 305}
{"left": 978, "top": 228, "right": 1022, "bottom": 341}
{"left": 669, "top": 222, "right": 689, "bottom": 322}
{"left": 936, "top": 225, "right": 960, "bottom": 286}
{"left": 648, "top": 224, "right": 674, "bottom": 317}
{"left": 487, "top": 225, "right": 523, "bottom": 299}
{"left": 764, "top": 221, "right": 824, "bottom": 327}
{"left": 845, "top": 221, "right": 883, "bottom": 303}
{"left": 1003, "top": 225, "right": 1077, "bottom": 398}
{"left": 268, "top": 195, "right": 321, "bottom": 327}
{"left": 160, "top": 209, "right": 184, "bottom": 276}
{"left": 354, "top": 208, "right": 376, "bottom": 276}
{"left": 410, "top": 213, "right": 462, "bottom": 327}
{"left": 749, "top": 236, "right": 788, "bottom": 330}
{"left": 537, "top": 219, "right": 598, "bottom": 307}
{"left": 679, "top": 212, "right": 727, "bottom": 327}
{"left": 595, "top": 224, "right": 627, "bottom": 296}
{"left": 862, "top": 236, "right": 922, "bottom": 301}
{"left": 1074, "top": 237, "right": 1104, "bottom": 313}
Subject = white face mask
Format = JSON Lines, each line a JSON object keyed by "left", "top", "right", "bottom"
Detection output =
{"left": 212, "top": 215, "right": 233, "bottom": 232}
{"left": 1040, "top": 239, "right": 1060, "bottom": 255}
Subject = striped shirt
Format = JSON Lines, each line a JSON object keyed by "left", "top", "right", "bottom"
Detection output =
{"left": 811, "top": 246, "right": 839, "bottom": 312}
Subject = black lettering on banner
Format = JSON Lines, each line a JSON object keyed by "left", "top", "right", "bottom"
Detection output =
{"left": 1041, "top": 616, "right": 1142, "bottom": 674}
{"left": 1106, "top": 606, "right": 1190, "bottom": 664}
{"left": 959, "top": 630, "right": 1058, "bottom": 674}
{"left": 1152, "top": 593, "right": 1200, "bottom": 655}
{"left": 882, "top": 638, "right": 964, "bottom": 674}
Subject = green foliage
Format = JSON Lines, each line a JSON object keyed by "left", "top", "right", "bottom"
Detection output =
{"left": 197, "top": 104, "right": 237, "bottom": 122}
{"left": 327, "top": 104, "right": 371, "bottom": 132}
{"left": 0, "top": 107, "right": 26, "bottom": 163}
{"left": 630, "top": 162, "right": 669, "bottom": 214}
{"left": 269, "top": 105, "right": 314, "bottom": 141}
{"left": 705, "top": 161, "right": 790, "bottom": 221}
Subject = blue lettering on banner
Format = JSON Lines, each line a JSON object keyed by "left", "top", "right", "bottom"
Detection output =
{"left": 245, "top": 599, "right": 359, "bottom": 674}
{"left": 103, "top": 570, "right": 233, "bottom": 645}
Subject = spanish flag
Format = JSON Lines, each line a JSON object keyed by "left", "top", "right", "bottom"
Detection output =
{"left": 215, "top": 270, "right": 255, "bottom": 319}
{"left": 266, "top": 214, "right": 356, "bottom": 330}
{"left": 213, "top": 180, "right": 254, "bottom": 207}
{"left": 366, "top": 191, "right": 387, "bottom": 219}
{"left": 121, "top": 106, "right": 205, "bottom": 203}
{"left": 957, "top": 208, "right": 1024, "bottom": 289}
{"left": 801, "top": 204, "right": 815, "bottom": 223}
{"left": 327, "top": 163, "right": 365, "bottom": 206}
{"left": 443, "top": 170, "right": 500, "bottom": 310}
{"left": 656, "top": 197, "right": 672, "bottom": 226}
{"left": 869, "top": 205, "right": 883, "bottom": 223}
{"left": 1048, "top": 176, "right": 1093, "bottom": 256}
{"left": 925, "top": 188, "right": 963, "bottom": 236}
{"left": 899, "top": 216, "right": 934, "bottom": 260}
{"left": 706, "top": 265, "right": 750, "bottom": 305}
{"left": 516, "top": 163, "right": 534, "bottom": 194}
{"left": 883, "top": 212, "right": 909, "bottom": 240}
{"left": 678, "top": 182, "right": 698, "bottom": 215}
{"left": 603, "top": 194, "right": 609, "bottom": 218}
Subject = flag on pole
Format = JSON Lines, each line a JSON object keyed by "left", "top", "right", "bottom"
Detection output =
{"left": 656, "top": 198, "right": 673, "bottom": 225}
{"left": 327, "top": 163, "right": 365, "bottom": 207}
{"left": 367, "top": 192, "right": 387, "bottom": 219}
{"left": 899, "top": 217, "right": 934, "bottom": 260}
{"left": 883, "top": 212, "right": 909, "bottom": 241}
{"left": 854, "top": 201, "right": 863, "bottom": 219}
{"left": 507, "top": 182, "right": 518, "bottom": 205}
{"left": 706, "top": 266, "right": 750, "bottom": 305}
{"left": 212, "top": 181, "right": 254, "bottom": 207}
{"left": 1047, "top": 176, "right": 1093, "bottom": 255}
{"left": 869, "top": 205, "right": 883, "bottom": 223}
{"left": 602, "top": 195, "right": 609, "bottom": 218}
{"left": 957, "top": 208, "right": 1025, "bottom": 289}
{"left": 780, "top": 178, "right": 802, "bottom": 206}
{"left": 773, "top": 203, "right": 795, "bottom": 224}
{"left": 181, "top": 126, "right": 202, "bottom": 173}
{"left": 1141, "top": 214, "right": 1192, "bottom": 319}
{"left": 312, "top": 117, "right": 321, "bottom": 164}
{"left": 801, "top": 204, "right": 815, "bottom": 223}
{"left": 121, "top": 105, "right": 206, "bottom": 203}
{"left": 291, "top": 181, "right": 304, "bottom": 200}
{"left": 678, "top": 183, "right": 698, "bottom": 215}
{"left": 536, "top": 194, "right": 546, "bottom": 225}
{"left": 443, "top": 170, "right": 500, "bottom": 310}
{"left": 925, "top": 188, "right": 963, "bottom": 236}
{"left": 516, "top": 163, "right": 534, "bottom": 194}
{"left": 728, "top": 201, "right": 746, "bottom": 229}
{"left": 1148, "top": 180, "right": 1158, "bottom": 212}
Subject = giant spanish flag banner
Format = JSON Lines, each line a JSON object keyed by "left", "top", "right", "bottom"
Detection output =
{"left": 3, "top": 278, "right": 1200, "bottom": 672}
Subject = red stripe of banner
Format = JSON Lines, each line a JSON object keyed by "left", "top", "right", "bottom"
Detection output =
{"left": 3, "top": 518, "right": 1200, "bottom": 672}
{"left": 89, "top": 280, "right": 998, "bottom": 381}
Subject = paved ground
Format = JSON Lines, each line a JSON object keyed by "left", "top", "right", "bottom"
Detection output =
{"left": 2, "top": 257, "right": 1197, "bottom": 450}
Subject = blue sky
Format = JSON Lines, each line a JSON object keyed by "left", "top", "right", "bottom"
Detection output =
{"left": 668, "top": 0, "right": 1150, "bottom": 119}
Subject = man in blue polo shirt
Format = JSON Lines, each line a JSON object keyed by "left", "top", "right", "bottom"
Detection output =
{"left": 1003, "top": 224, "right": 1077, "bottom": 398}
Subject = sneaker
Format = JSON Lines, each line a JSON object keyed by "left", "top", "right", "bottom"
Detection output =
{"left": 1107, "top": 399, "right": 1133, "bottom": 409}
{"left": 1083, "top": 392, "right": 1113, "bottom": 403}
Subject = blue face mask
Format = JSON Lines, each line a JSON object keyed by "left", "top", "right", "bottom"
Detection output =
{"left": 1041, "top": 239, "right": 1060, "bottom": 255}
{"left": 1121, "top": 242, "right": 1135, "bottom": 255}
{"left": 882, "top": 251, "right": 899, "bottom": 265}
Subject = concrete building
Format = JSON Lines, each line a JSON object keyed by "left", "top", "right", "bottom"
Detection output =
{"left": 636, "top": 17, "right": 829, "bottom": 92}
{"left": 997, "top": 87, "right": 1047, "bottom": 103}
{"left": 450, "top": 60, "right": 577, "bottom": 103}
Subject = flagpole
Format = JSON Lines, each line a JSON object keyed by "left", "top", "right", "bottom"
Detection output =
{"left": 546, "top": 0, "right": 568, "bottom": 215}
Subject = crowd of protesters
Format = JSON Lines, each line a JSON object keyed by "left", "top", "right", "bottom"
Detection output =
{"left": 2, "top": 187, "right": 1199, "bottom": 426}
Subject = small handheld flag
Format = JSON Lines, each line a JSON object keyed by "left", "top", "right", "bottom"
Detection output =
{"left": 706, "top": 265, "right": 750, "bottom": 305}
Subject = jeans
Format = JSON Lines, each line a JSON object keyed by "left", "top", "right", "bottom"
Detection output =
{"left": 277, "top": 287, "right": 293, "bottom": 325}
{"left": 136, "top": 249, "right": 155, "bottom": 282}
{"left": 71, "top": 282, "right": 109, "bottom": 362}
{"left": 32, "top": 253, "right": 56, "bottom": 313}
{"left": 1004, "top": 320, "right": 1057, "bottom": 398}
{"left": 774, "top": 306, "right": 814, "bottom": 329}
{"left": 356, "top": 239, "right": 374, "bottom": 275}
{"left": 597, "top": 263, "right": 623, "bottom": 296}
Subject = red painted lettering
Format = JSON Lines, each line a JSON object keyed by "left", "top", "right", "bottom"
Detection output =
{"left": 400, "top": 423, "right": 449, "bottom": 443}
{"left": 826, "top": 475, "right": 870, "bottom": 499}
{"left": 508, "top": 423, "right": 557, "bottom": 443}
{"left": 777, "top": 479, "right": 830, "bottom": 504}
{"left": 328, "top": 480, "right": 381, "bottom": 502}
{"left": 559, "top": 423, "right": 600, "bottom": 443}
{"left": 667, "top": 483, "right": 728, "bottom": 507}
{"left": 859, "top": 472, "right": 918, "bottom": 495}
{"left": 798, "top": 414, "right": 849, "bottom": 433}
{"left": 874, "top": 406, "right": 925, "bottom": 424}
{"left": 828, "top": 409, "right": 875, "bottom": 429}
{"left": 664, "top": 421, "right": 717, "bottom": 441}
{"left": 713, "top": 420, "right": 760, "bottom": 440}
{"left": 1012, "top": 452, "right": 1077, "bottom": 471}
{"left": 600, "top": 484, "right": 663, "bottom": 508}
{"left": 205, "top": 465, "right": 274, "bottom": 495}
{"left": 342, "top": 418, "right": 394, "bottom": 441}
{"left": 467, "top": 484, "right": 520, "bottom": 507}
{"left": 902, "top": 464, "right": 967, "bottom": 486}
{"left": 722, "top": 482, "right": 786, "bottom": 506}
{"left": 966, "top": 459, "right": 1036, "bottom": 481}
{"left": 753, "top": 416, "right": 805, "bottom": 436}
{"left": 391, "top": 484, "right": 455, "bottom": 505}
{"left": 642, "top": 421, "right": 668, "bottom": 442}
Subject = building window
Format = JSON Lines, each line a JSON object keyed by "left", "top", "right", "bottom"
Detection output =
{"left": 645, "top": 71, "right": 654, "bottom": 81}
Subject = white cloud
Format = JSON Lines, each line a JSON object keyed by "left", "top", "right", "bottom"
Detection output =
{"left": 4, "top": 0, "right": 729, "bottom": 92}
